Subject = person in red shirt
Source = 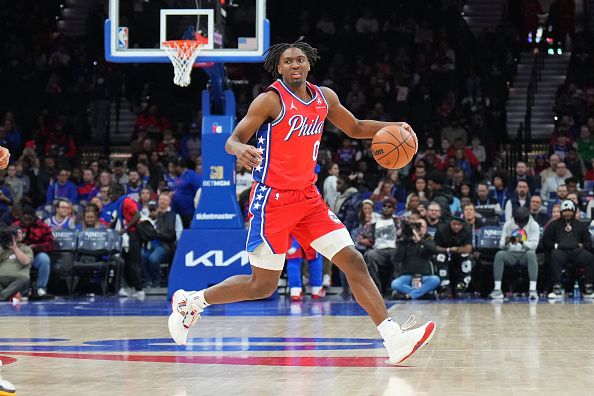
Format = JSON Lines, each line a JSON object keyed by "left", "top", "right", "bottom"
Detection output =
{"left": 13, "top": 206, "right": 54, "bottom": 296}
{"left": 107, "top": 183, "right": 143, "bottom": 298}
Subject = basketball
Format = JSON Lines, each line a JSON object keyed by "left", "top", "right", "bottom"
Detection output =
{"left": 371, "top": 125, "right": 418, "bottom": 169}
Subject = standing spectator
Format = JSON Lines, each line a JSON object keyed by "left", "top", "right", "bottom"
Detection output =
{"left": 108, "top": 183, "right": 143, "bottom": 299}
{"left": 138, "top": 187, "right": 154, "bottom": 218}
{"left": 363, "top": 198, "right": 398, "bottom": 294}
{"left": 171, "top": 158, "right": 201, "bottom": 228}
{"left": 44, "top": 199, "right": 76, "bottom": 230}
{"left": 543, "top": 200, "right": 594, "bottom": 299}
{"left": 529, "top": 195, "right": 550, "bottom": 227}
{"left": 505, "top": 180, "right": 531, "bottom": 222}
{"left": 391, "top": 218, "right": 440, "bottom": 300}
{"left": 14, "top": 206, "right": 54, "bottom": 297}
{"left": 46, "top": 167, "right": 78, "bottom": 205}
{"left": 0, "top": 225, "right": 32, "bottom": 301}
{"left": 434, "top": 216, "right": 474, "bottom": 295}
{"left": 489, "top": 207, "right": 540, "bottom": 300}
{"left": 164, "top": 160, "right": 179, "bottom": 192}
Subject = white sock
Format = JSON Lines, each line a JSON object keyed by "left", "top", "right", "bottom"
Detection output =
{"left": 189, "top": 290, "right": 210, "bottom": 310}
{"left": 529, "top": 281, "right": 537, "bottom": 291}
{"left": 494, "top": 281, "right": 502, "bottom": 291}
{"left": 377, "top": 317, "right": 401, "bottom": 340}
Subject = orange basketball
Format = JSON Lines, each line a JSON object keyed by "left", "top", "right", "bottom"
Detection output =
{"left": 371, "top": 125, "right": 418, "bottom": 169}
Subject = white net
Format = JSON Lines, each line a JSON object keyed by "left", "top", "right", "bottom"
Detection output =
{"left": 162, "top": 40, "right": 205, "bottom": 87}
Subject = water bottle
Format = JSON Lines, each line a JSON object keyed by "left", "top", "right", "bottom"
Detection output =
{"left": 574, "top": 281, "right": 581, "bottom": 300}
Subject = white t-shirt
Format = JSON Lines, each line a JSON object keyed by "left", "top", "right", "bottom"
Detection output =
{"left": 373, "top": 217, "right": 397, "bottom": 250}
{"left": 236, "top": 172, "right": 253, "bottom": 197}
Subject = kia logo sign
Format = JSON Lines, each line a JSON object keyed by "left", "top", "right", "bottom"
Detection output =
{"left": 185, "top": 250, "right": 249, "bottom": 267}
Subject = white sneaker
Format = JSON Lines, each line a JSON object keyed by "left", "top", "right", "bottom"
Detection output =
{"left": 130, "top": 290, "right": 145, "bottom": 300}
{"left": 168, "top": 289, "right": 203, "bottom": 345}
{"left": 384, "top": 318, "right": 436, "bottom": 365}
{"left": 118, "top": 287, "right": 132, "bottom": 297}
{"left": 322, "top": 274, "right": 331, "bottom": 288}
{"left": 37, "top": 288, "right": 46, "bottom": 297}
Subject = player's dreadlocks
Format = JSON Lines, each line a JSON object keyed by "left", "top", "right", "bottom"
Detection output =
{"left": 263, "top": 37, "right": 320, "bottom": 77}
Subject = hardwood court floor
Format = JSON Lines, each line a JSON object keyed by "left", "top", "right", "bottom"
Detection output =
{"left": 1, "top": 296, "right": 594, "bottom": 395}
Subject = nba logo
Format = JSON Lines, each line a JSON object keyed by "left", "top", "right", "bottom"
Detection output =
{"left": 211, "top": 122, "right": 223, "bottom": 133}
{"left": 117, "top": 27, "right": 129, "bottom": 49}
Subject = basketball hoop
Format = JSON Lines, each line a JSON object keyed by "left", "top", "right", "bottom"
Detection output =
{"left": 162, "top": 34, "right": 208, "bottom": 87}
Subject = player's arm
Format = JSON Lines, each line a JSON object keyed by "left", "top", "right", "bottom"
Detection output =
{"left": 321, "top": 87, "right": 412, "bottom": 139}
{"left": 225, "top": 92, "right": 280, "bottom": 170}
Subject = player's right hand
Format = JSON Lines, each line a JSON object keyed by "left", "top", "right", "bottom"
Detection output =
{"left": 0, "top": 146, "right": 9, "bottom": 169}
{"left": 235, "top": 144, "right": 262, "bottom": 170}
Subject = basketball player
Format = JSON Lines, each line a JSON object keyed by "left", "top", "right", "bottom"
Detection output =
{"left": 169, "top": 40, "right": 436, "bottom": 365}
{"left": 0, "top": 147, "right": 9, "bottom": 169}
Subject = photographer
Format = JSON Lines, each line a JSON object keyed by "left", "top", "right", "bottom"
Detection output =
{"left": 543, "top": 200, "right": 594, "bottom": 299}
{"left": 391, "top": 218, "right": 440, "bottom": 300}
{"left": 489, "top": 207, "right": 540, "bottom": 301}
{"left": 434, "top": 216, "right": 474, "bottom": 295}
{"left": 0, "top": 226, "right": 33, "bottom": 301}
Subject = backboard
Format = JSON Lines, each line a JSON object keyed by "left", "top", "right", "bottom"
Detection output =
{"left": 105, "top": 0, "right": 269, "bottom": 64}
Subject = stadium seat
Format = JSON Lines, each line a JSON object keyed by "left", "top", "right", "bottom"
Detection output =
{"left": 50, "top": 229, "right": 78, "bottom": 295}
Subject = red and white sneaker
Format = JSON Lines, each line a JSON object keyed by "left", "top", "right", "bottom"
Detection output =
{"left": 168, "top": 289, "right": 203, "bottom": 345}
{"left": 290, "top": 287, "right": 303, "bottom": 302}
{"left": 384, "top": 316, "right": 436, "bottom": 365}
{"left": 311, "top": 286, "right": 326, "bottom": 300}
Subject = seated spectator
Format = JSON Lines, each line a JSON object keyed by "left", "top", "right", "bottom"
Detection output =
{"left": 125, "top": 170, "right": 144, "bottom": 201}
{"left": 0, "top": 172, "right": 13, "bottom": 218}
{"left": 391, "top": 218, "right": 439, "bottom": 300}
{"left": 157, "top": 129, "right": 179, "bottom": 158}
{"left": 489, "top": 207, "right": 540, "bottom": 301}
{"left": 334, "top": 177, "right": 360, "bottom": 231}
{"left": 351, "top": 199, "right": 379, "bottom": 255}
{"left": 408, "top": 177, "right": 428, "bottom": 202}
{"left": 370, "top": 179, "right": 396, "bottom": 210}
{"left": 540, "top": 154, "right": 571, "bottom": 187}
{"left": 463, "top": 203, "right": 485, "bottom": 230}
{"left": 541, "top": 161, "right": 571, "bottom": 201}
{"left": 470, "top": 136, "right": 486, "bottom": 168}
{"left": 474, "top": 182, "right": 502, "bottom": 216}
{"left": 491, "top": 172, "right": 509, "bottom": 209}
{"left": 363, "top": 198, "right": 398, "bottom": 294}
{"left": 140, "top": 196, "right": 180, "bottom": 288}
{"left": 77, "top": 168, "right": 96, "bottom": 203}
{"left": 179, "top": 122, "right": 201, "bottom": 161}
{"left": 427, "top": 171, "right": 455, "bottom": 220}
{"left": 550, "top": 133, "right": 570, "bottom": 160}
{"left": 138, "top": 186, "right": 155, "bottom": 218}
{"left": 543, "top": 200, "right": 594, "bottom": 299}
{"left": 434, "top": 216, "right": 474, "bottom": 295}
{"left": 529, "top": 195, "right": 549, "bottom": 227}
{"left": 112, "top": 161, "right": 129, "bottom": 185}
{"left": 44, "top": 199, "right": 76, "bottom": 230}
{"left": 5, "top": 164, "right": 23, "bottom": 203}
{"left": 567, "top": 193, "right": 588, "bottom": 219}
{"left": 565, "top": 148, "right": 583, "bottom": 181}
{"left": 575, "top": 124, "right": 594, "bottom": 163}
{"left": 400, "top": 194, "right": 421, "bottom": 218}
{"left": 88, "top": 170, "right": 113, "bottom": 201}
{"left": 0, "top": 204, "right": 21, "bottom": 227}
{"left": 135, "top": 104, "right": 170, "bottom": 136}
{"left": 505, "top": 180, "right": 530, "bottom": 222}
{"left": 137, "top": 161, "right": 160, "bottom": 191}
{"left": 78, "top": 204, "right": 105, "bottom": 230}
{"left": 334, "top": 138, "right": 358, "bottom": 172}
{"left": 0, "top": 225, "right": 33, "bottom": 301}
{"left": 46, "top": 167, "right": 78, "bottom": 205}
{"left": 44, "top": 121, "right": 77, "bottom": 163}
{"left": 426, "top": 201, "right": 443, "bottom": 235}
{"left": 509, "top": 161, "right": 537, "bottom": 194}
{"left": 13, "top": 206, "right": 54, "bottom": 297}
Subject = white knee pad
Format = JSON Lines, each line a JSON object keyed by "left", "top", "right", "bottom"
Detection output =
{"left": 249, "top": 243, "right": 286, "bottom": 271}
{"left": 310, "top": 228, "right": 354, "bottom": 260}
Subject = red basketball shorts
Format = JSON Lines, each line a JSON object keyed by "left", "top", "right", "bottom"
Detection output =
{"left": 246, "top": 182, "right": 346, "bottom": 255}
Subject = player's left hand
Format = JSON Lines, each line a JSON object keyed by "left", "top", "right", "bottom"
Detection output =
{"left": 400, "top": 123, "right": 418, "bottom": 154}
{"left": 0, "top": 146, "right": 9, "bottom": 169}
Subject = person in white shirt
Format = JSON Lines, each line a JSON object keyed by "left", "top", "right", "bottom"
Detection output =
{"left": 323, "top": 162, "right": 340, "bottom": 208}
{"left": 235, "top": 163, "right": 253, "bottom": 198}
{"left": 541, "top": 161, "right": 571, "bottom": 201}
{"left": 540, "top": 154, "right": 572, "bottom": 187}
{"left": 489, "top": 207, "right": 540, "bottom": 301}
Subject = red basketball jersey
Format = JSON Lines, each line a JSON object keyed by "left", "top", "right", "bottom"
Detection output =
{"left": 251, "top": 79, "right": 328, "bottom": 190}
